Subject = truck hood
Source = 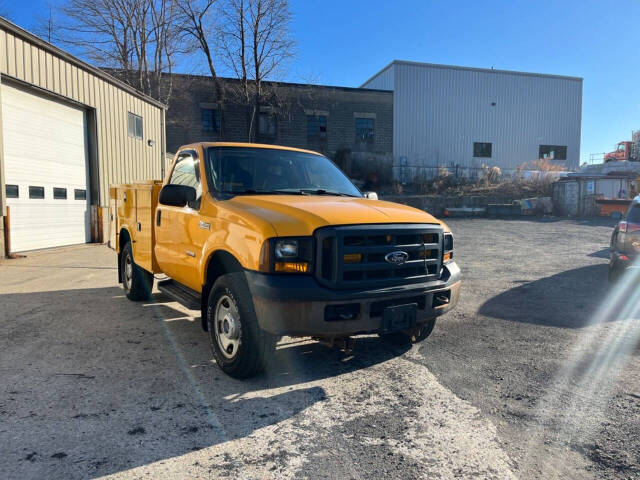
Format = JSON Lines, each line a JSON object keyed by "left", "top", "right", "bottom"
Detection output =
{"left": 224, "top": 195, "right": 443, "bottom": 236}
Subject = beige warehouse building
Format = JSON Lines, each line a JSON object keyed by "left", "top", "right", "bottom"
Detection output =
{"left": 0, "top": 17, "right": 166, "bottom": 257}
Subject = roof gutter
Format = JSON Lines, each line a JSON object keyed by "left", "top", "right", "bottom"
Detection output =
{"left": 0, "top": 16, "right": 167, "bottom": 110}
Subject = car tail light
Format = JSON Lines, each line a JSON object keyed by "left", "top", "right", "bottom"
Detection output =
{"left": 619, "top": 221, "right": 627, "bottom": 233}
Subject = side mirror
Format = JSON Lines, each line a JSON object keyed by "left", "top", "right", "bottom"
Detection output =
{"left": 159, "top": 184, "right": 196, "bottom": 207}
{"left": 363, "top": 191, "right": 378, "bottom": 200}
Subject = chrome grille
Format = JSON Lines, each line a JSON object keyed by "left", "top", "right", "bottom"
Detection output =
{"left": 315, "top": 224, "right": 443, "bottom": 289}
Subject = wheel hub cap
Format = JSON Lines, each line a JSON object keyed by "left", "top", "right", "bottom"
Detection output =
{"left": 214, "top": 295, "right": 242, "bottom": 359}
{"left": 124, "top": 256, "right": 133, "bottom": 287}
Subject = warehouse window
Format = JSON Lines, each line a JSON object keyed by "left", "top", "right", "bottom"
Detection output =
{"left": 74, "top": 189, "right": 87, "bottom": 200}
{"left": 127, "top": 112, "right": 143, "bottom": 139}
{"left": 258, "top": 113, "right": 277, "bottom": 137}
{"left": 539, "top": 145, "right": 567, "bottom": 160}
{"left": 29, "top": 186, "right": 45, "bottom": 199}
{"left": 53, "top": 187, "right": 67, "bottom": 200}
{"left": 473, "top": 142, "right": 492, "bottom": 158}
{"left": 5, "top": 184, "right": 18, "bottom": 198}
{"left": 201, "top": 108, "right": 220, "bottom": 132}
{"left": 307, "top": 115, "right": 327, "bottom": 139}
{"left": 355, "top": 117, "right": 375, "bottom": 142}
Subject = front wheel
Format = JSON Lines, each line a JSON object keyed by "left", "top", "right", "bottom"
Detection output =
{"left": 379, "top": 317, "right": 436, "bottom": 345}
{"left": 207, "top": 272, "right": 275, "bottom": 378}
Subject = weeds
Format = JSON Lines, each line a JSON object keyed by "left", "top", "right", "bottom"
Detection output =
{"left": 392, "top": 159, "right": 562, "bottom": 197}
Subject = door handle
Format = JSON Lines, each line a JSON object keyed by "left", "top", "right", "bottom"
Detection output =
{"left": 156, "top": 209, "right": 162, "bottom": 227}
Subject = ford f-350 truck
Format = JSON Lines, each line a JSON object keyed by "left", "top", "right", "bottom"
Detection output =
{"left": 111, "top": 143, "right": 460, "bottom": 378}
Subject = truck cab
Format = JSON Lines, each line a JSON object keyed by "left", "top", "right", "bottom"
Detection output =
{"left": 604, "top": 141, "right": 634, "bottom": 163}
{"left": 111, "top": 143, "right": 461, "bottom": 378}
{"left": 609, "top": 196, "right": 640, "bottom": 281}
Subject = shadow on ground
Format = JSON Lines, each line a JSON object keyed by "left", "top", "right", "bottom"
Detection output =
{"left": 0, "top": 286, "right": 408, "bottom": 479}
{"left": 588, "top": 248, "right": 610, "bottom": 259}
{"left": 478, "top": 264, "right": 612, "bottom": 328}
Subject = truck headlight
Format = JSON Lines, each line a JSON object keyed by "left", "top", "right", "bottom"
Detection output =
{"left": 443, "top": 233, "right": 454, "bottom": 263}
{"left": 275, "top": 239, "right": 299, "bottom": 259}
{"left": 260, "top": 237, "right": 313, "bottom": 273}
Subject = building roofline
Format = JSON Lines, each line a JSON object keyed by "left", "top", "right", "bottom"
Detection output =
{"left": 152, "top": 70, "right": 393, "bottom": 94}
{"left": 361, "top": 59, "right": 583, "bottom": 87}
{"left": 360, "top": 62, "right": 395, "bottom": 89}
{"left": 0, "top": 16, "right": 167, "bottom": 109}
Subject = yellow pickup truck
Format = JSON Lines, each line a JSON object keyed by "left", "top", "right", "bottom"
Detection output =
{"left": 111, "top": 143, "right": 460, "bottom": 378}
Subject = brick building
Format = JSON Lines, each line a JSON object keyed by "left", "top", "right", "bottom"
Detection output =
{"left": 163, "top": 74, "right": 393, "bottom": 179}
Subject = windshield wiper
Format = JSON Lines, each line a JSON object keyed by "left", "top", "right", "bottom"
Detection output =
{"left": 220, "top": 188, "right": 359, "bottom": 197}
{"left": 299, "top": 189, "right": 359, "bottom": 197}
{"left": 221, "top": 188, "right": 308, "bottom": 195}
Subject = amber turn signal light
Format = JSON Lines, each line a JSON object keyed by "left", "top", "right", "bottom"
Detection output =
{"left": 343, "top": 253, "right": 362, "bottom": 263}
{"left": 274, "top": 261, "right": 309, "bottom": 273}
{"left": 443, "top": 252, "right": 452, "bottom": 262}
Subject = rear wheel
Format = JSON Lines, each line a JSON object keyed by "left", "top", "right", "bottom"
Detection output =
{"left": 207, "top": 272, "right": 275, "bottom": 378}
{"left": 121, "top": 242, "right": 154, "bottom": 300}
{"left": 608, "top": 258, "right": 624, "bottom": 283}
{"left": 379, "top": 317, "right": 436, "bottom": 345}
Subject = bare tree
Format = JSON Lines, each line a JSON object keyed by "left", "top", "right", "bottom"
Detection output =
{"left": 41, "top": 0, "right": 182, "bottom": 104}
{"left": 217, "top": 0, "right": 294, "bottom": 141}
{"left": 175, "top": 0, "right": 227, "bottom": 137}
{"left": 217, "top": 0, "right": 251, "bottom": 138}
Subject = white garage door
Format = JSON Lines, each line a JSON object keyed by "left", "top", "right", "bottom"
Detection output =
{"left": 2, "top": 83, "right": 90, "bottom": 252}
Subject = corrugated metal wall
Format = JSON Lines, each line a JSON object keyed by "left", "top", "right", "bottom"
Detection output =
{"left": 361, "top": 64, "right": 394, "bottom": 91}
{"left": 0, "top": 23, "right": 165, "bottom": 207}
{"left": 362, "top": 61, "right": 583, "bottom": 179}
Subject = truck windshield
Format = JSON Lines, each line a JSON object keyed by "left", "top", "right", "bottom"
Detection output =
{"left": 205, "top": 147, "right": 362, "bottom": 197}
{"left": 627, "top": 204, "right": 640, "bottom": 223}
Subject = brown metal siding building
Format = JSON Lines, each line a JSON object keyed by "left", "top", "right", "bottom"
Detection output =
{"left": 0, "top": 17, "right": 166, "bottom": 256}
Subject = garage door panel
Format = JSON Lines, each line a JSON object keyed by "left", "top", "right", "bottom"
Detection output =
{"left": 2, "top": 83, "right": 90, "bottom": 252}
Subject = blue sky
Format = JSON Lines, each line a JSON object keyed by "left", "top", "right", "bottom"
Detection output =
{"left": 4, "top": 0, "right": 640, "bottom": 163}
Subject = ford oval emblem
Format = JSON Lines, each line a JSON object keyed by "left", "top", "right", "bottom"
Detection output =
{"left": 384, "top": 251, "right": 409, "bottom": 265}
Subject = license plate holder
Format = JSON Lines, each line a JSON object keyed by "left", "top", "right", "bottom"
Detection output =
{"left": 382, "top": 303, "right": 417, "bottom": 332}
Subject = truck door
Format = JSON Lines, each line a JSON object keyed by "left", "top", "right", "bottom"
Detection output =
{"left": 155, "top": 149, "right": 204, "bottom": 289}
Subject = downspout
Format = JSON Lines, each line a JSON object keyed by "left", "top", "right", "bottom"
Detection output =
{"left": 0, "top": 73, "right": 7, "bottom": 256}
{"left": 161, "top": 108, "right": 166, "bottom": 179}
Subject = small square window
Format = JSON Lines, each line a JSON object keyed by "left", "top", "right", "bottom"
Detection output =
{"left": 74, "top": 189, "right": 87, "bottom": 200}
{"left": 539, "top": 145, "right": 567, "bottom": 160}
{"left": 355, "top": 117, "right": 374, "bottom": 142}
{"left": 29, "top": 186, "right": 45, "bottom": 199}
{"left": 201, "top": 108, "right": 220, "bottom": 132}
{"left": 307, "top": 115, "right": 327, "bottom": 140}
{"left": 258, "top": 113, "right": 276, "bottom": 137}
{"left": 473, "top": 142, "right": 492, "bottom": 158}
{"left": 128, "top": 112, "right": 143, "bottom": 139}
{"left": 53, "top": 187, "right": 67, "bottom": 199}
{"left": 6, "top": 184, "right": 19, "bottom": 198}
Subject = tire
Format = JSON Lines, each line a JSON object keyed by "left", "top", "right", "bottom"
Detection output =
{"left": 379, "top": 317, "right": 436, "bottom": 345}
{"left": 121, "top": 242, "right": 154, "bottom": 301}
{"left": 207, "top": 272, "right": 275, "bottom": 378}
{"left": 608, "top": 258, "right": 624, "bottom": 283}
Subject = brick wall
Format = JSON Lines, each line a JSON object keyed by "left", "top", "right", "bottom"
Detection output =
{"left": 164, "top": 75, "right": 393, "bottom": 180}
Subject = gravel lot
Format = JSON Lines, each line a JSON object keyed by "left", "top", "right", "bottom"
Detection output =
{"left": 1, "top": 218, "right": 638, "bottom": 479}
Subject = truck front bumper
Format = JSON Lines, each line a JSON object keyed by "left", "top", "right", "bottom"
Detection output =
{"left": 246, "top": 262, "right": 461, "bottom": 337}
